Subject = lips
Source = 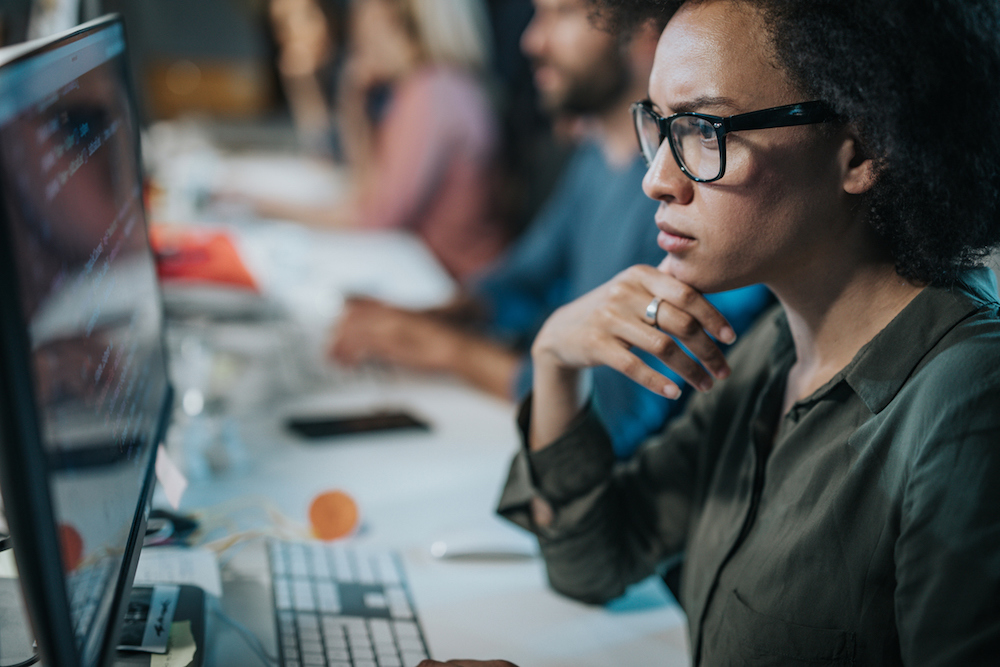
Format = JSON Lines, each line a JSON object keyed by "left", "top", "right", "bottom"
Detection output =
{"left": 656, "top": 220, "right": 696, "bottom": 253}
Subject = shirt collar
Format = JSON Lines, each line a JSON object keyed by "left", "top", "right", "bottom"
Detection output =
{"left": 845, "top": 267, "right": 998, "bottom": 413}
{"left": 768, "top": 268, "right": 999, "bottom": 415}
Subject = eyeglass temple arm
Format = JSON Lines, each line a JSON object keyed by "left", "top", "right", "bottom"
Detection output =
{"left": 722, "top": 102, "right": 839, "bottom": 133}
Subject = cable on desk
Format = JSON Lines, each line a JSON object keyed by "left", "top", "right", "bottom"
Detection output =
{"left": 186, "top": 495, "right": 310, "bottom": 565}
{"left": 208, "top": 596, "right": 278, "bottom": 666}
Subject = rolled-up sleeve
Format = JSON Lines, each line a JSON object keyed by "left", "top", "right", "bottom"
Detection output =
{"left": 497, "top": 385, "right": 722, "bottom": 604}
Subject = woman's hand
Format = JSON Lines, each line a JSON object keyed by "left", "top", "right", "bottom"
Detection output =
{"left": 529, "top": 263, "right": 736, "bottom": 450}
{"left": 329, "top": 299, "right": 463, "bottom": 371}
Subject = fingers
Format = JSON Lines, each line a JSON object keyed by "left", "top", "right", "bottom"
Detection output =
{"left": 635, "top": 266, "right": 736, "bottom": 345}
{"left": 605, "top": 316, "right": 712, "bottom": 393}
{"left": 601, "top": 341, "right": 684, "bottom": 399}
{"left": 653, "top": 300, "right": 731, "bottom": 385}
{"left": 328, "top": 300, "right": 395, "bottom": 364}
{"left": 626, "top": 266, "right": 735, "bottom": 385}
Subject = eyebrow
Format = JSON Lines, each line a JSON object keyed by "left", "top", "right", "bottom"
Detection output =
{"left": 648, "top": 95, "right": 741, "bottom": 115}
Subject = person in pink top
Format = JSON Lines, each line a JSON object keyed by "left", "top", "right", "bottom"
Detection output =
{"left": 351, "top": 62, "right": 506, "bottom": 282}
{"left": 263, "top": 0, "right": 509, "bottom": 283}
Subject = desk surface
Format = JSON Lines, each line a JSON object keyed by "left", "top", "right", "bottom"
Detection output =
{"left": 173, "top": 375, "right": 689, "bottom": 667}
{"left": 146, "top": 139, "right": 690, "bottom": 666}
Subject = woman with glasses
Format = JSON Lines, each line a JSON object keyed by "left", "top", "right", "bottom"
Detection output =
{"left": 420, "top": 0, "right": 1000, "bottom": 665}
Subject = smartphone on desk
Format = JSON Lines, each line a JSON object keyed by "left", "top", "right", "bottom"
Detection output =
{"left": 286, "top": 409, "right": 431, "bottom": 440}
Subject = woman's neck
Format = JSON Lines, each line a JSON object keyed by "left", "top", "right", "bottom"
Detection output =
{"left": 772, "top": 255, "right": 925, "bottom": 414}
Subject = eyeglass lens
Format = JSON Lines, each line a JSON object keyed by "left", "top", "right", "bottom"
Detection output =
{"left": 635, "top": 106, "right": 722, "bottom": 181}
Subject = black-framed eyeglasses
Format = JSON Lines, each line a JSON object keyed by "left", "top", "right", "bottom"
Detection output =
{"left": 630, "top": 99, "right": 840, "bottom": 182}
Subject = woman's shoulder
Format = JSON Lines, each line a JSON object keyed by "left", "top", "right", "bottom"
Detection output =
{"left": 884, "top": 275, "right": 1000, "bottom": 463}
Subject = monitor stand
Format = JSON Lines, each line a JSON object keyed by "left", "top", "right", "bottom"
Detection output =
{"left": 114, "top": 585, "right": 206, "bottom": 667}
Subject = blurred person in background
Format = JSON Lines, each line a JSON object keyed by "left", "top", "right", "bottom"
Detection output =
{"left": 269, "top": 0, "right": 347, "bottom": 152}
{"left": 330, "top": 0, "right": 771, "bottom": 460}
{"left": 260, "top": 0, "right": 510, "bottom": 283}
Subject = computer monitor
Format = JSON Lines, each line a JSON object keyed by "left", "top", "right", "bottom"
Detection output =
{"left": 0, "top": 15, "right": 172, "bottom": 667}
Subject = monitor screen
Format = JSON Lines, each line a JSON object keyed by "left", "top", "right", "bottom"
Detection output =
{"left": 0, "top": 15, "right": 171, "bottom": 667}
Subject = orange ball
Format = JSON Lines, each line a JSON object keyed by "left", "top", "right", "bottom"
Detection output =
{"left": 309, "top": 490, "right": 359, "bottom": 541}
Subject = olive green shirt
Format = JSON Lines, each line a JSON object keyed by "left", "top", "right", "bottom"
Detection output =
{"left": 498, "top": 268, "right": 1000, "bottom": 666}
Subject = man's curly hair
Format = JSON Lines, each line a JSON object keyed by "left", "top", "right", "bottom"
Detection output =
{"left": 592, "top": 0, "right": 1000, "bottom": 284}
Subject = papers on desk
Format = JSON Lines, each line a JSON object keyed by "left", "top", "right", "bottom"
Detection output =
{"left": 150, "top": 225, "right": 259, "bottom": 292}
{"left": 134, "top": 547, "right": 222, "bottom": 598}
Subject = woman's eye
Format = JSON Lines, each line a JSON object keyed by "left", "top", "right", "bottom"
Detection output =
{"left": 698, "top": 124, "right": 718, "bottom": 145}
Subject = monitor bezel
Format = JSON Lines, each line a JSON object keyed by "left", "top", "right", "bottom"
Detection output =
{"left": 0, "top": 14, "right": 174, "bottom": 667}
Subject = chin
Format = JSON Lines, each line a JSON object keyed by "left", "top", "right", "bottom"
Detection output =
{"left": 660, "top": 255, "right": 747, "bottom": 294}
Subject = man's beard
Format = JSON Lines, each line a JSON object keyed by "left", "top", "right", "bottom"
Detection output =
{"left": 538, "top": 52, "right": 630, "bottom": 116}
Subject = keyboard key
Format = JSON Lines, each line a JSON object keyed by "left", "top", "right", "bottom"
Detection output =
{"left": 297, "top": 614, "right": 319, "bottom": 630}
{"left": 398, "top": 638, "right": 425, "bottom": 653}
{"left": 392, "top": 620, "right": 419, "bottom": 638}
{"left": 317, "top": 582, "right": 341, "bottom": 613}
{"left": 293, "top": 580, "right": 316, "bottom": 611}
{"left": 300, "top": 628, "right": 322, "bottom": 644}
{"left": 300, "top": 639, "right": 323, "bottom": 655}
{"left": 369, "top": 619, "right": 393, "bottom": 644}
{"left": 350, "top": 645, "right": 375, "bottom": 661}
{"left": 289, "top": 545, "right": 310, "bottom": 578}
{"left": 326, "top": 648, "right": 350, "bottom": 661}
{"left": 402, "top": 651, "right": 429, "bottom": 666}
{"left": 333, "top": 547, "right": 353, "bottom": 582}
{"left": 310, "top": 543, "right": 331, "bottom": 578}
{"left": 356, "top": 554, "right": 375, "bottom": 584}
{"left": 275, "top": 579, "right": 293, "bottom": 610}
{"left": 270, "top": 542, "right": 287, "bottom": 576}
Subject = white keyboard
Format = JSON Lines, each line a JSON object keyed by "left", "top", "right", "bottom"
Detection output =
{"left": 268, "top": 540, "right": 431, "bottom": 667}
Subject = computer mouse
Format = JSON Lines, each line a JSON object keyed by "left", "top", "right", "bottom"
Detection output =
{"left": 429, "top": 528, "right": 539, "bottom": 562}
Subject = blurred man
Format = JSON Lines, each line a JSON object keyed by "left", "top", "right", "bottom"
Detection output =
{"left": 330, "top": 0, "right": 770, "bottom": 458}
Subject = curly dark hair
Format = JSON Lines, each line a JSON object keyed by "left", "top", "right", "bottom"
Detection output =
{"left": 591, "top": 0, "right": 1000, "bottom": 284}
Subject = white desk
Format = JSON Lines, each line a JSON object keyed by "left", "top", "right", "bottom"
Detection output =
{"left": 146, "top": 137, "right": 690, "bottom": 666}
{"left": 173, "top": 374, "right": 689, "bottom": 667}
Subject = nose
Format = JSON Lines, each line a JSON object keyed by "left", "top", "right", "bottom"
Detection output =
{"left": 520, "top": 13, "right": 544, "bottom": 58}
{"left": 642, "top": 142, "right": 695, "bottom": 205}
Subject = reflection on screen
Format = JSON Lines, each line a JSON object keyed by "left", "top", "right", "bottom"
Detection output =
{"left": 0, "top": 23, "right": 168, "bottom": 665}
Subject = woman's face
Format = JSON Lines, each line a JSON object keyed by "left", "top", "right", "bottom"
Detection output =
{"left": 645, "top": 0, "right": 861, "bottom": 294}
{"left": 350, "top": 0, "right": 419, "bottom": 83}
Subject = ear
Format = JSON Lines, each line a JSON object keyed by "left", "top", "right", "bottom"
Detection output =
{"left": 839, "top": 134, "right": 877, "bottom": 195}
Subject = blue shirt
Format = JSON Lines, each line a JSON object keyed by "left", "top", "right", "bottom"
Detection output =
{"left": 475, "top": 141, "right": 772, "bottom": 457}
